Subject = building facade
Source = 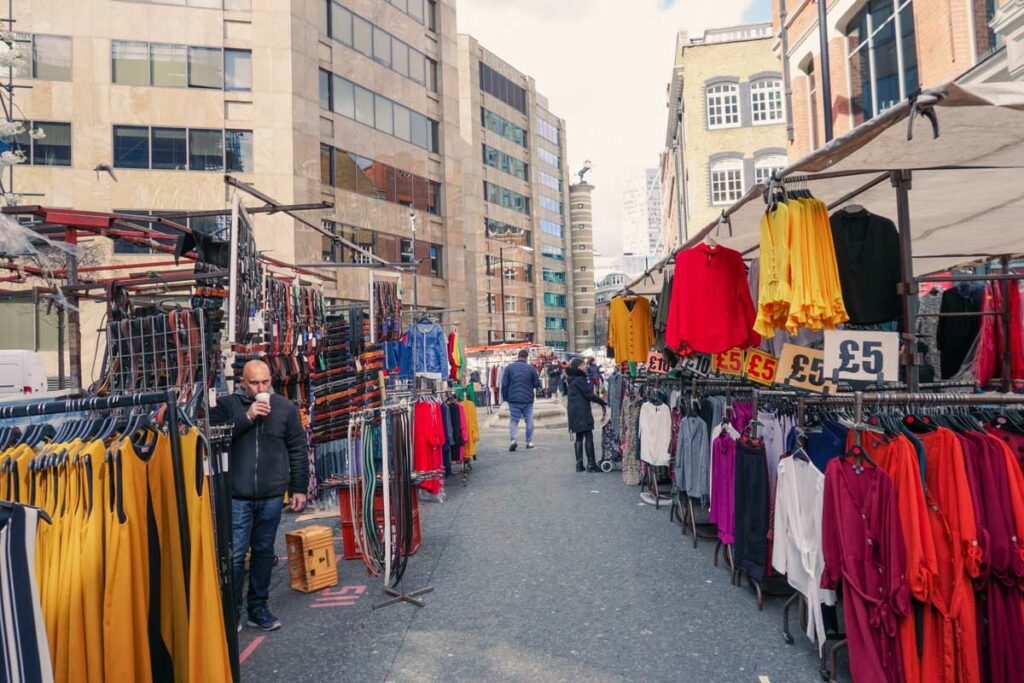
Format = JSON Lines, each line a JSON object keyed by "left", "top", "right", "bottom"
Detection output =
{"left": 456, "top": 35, "right": 574, "bottom": 350}
{"left": 776, "top": 0, "right": 1013, "bottom": 159}
{"left": 568, "top": 181, "right": 596, "bottom": 351}
{"left": 660, "top": 23, "right": 788, "bottom": 248}
{"left": 621, "top": 168, "right": 664, "bottom": 258}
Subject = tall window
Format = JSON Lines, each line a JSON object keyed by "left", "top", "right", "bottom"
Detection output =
{"left": 750, "top": 79, "right": 783, "bottom": 124}
{"left": 805, "top": 60, "right": 819, "bottom": 150}
{"left": 23, "top": 34, "right": 72, "bottom": 81}
{"left": 754, "top": 154, "right": 787, "bottom": 185}
{"left": 846, "top": 0, "right": 919, "bottom": 125}
{"left": 706, "top": 83, "right": 740, "bottom": 129}
{"left": 709, "top": 157, "right": 744, "bottom": 205}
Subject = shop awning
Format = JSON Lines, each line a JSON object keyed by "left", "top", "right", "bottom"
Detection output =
{"left": 625, "top": 81, "right": 1024, "bottom": 296}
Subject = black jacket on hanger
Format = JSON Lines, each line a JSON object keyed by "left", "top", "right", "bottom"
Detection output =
{"left": 829, "top": 209, "right": 901, "bottom": 324}
{"left": 937, "top": 282, "right": 984, "bottom": 378}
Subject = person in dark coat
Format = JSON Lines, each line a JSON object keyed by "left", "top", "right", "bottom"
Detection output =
{"left": 566, "top": 356, "right": 607, "bottom": 472}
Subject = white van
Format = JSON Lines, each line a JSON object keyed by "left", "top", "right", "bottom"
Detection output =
{"left": 0, "top": 350, "right": 49, "bottom": 395}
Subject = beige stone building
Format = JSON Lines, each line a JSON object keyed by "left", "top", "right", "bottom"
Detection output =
{"left": 568, "top": 181, "right": 595, "bottom": 351}
{"left": 660, "top": 23, "right": 788, "bottom": 249}
{"left": 2, "top": 0, "right": 583, "bottom": 384}
{"left": 456, "top": 35, "right": 574, "bottom": 351}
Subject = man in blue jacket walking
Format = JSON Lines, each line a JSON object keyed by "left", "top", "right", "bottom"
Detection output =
{"left": 502, "top": 349, "right": 542, "bottom": 451}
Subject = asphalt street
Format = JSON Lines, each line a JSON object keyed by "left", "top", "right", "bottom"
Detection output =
{"left": 239, "top": 422, "right": 838, "bottom": 683}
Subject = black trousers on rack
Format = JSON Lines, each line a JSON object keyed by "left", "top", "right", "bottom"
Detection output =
{"left": 733, "top": 440, "right": 770, "bottom": 583}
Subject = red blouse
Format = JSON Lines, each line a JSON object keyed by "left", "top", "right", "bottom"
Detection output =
{"left": 664, "top": 243, "right": 760, "bottom": 354}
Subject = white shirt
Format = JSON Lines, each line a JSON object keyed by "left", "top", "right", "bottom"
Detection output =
{"left": 771, "top": 456, "right": 836, "bottom": 653}
{"left": 638, "top": 402, "right": 673, "bottom": 466}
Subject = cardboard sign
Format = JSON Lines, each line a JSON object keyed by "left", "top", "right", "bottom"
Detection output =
{"left": 824, "top": 330, "right": 899, "bottom": 384}
{"left": 777, "top": 344, "right": 837, "bottom": 394}
{"left": 645, "top": 350, "right": 671, "bottom": 375}
{"left": 743, "top": 348, "right": 779, "bottom": 386}
{"left": 712, "top": 348, "right": 745, "bottom": 377}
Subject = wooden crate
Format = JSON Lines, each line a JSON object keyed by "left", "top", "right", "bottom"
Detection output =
{"left": 285, "top": 525, "right": 338, "bottom": 593}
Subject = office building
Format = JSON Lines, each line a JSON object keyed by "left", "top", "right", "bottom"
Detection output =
{"left": 456, "top": 35, "right": 574, "bottom": 350}
{"left": 621, "top": 168, "right": 664, "bottom": 258}
{"left": 660, "top": 23, "right": 788, "bottom": 249}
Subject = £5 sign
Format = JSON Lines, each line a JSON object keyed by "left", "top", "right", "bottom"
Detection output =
{"left": 824, "top": 330, "right": 899, "bottom": 384}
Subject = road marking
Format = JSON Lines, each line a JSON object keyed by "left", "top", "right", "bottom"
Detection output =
{"left": 310, "top": 584, "right": 367, "bottom": 608}
{"left": 758, "top": 676, "right": 771, "bottom": 683}
{"left": 239, "top": 635, "right": 266, "bottom": 664}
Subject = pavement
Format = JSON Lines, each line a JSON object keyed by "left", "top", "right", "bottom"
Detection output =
{"left": 238, "top": 422, "right": 836, "bottom": 683}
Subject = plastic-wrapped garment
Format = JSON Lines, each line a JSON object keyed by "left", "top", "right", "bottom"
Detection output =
{"left": 601, "top": 423, "right": 620, "bottom": 463}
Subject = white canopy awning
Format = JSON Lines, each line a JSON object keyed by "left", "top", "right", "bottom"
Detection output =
{"left": 625, "top": 81, "right": 1024, "bottom": 297}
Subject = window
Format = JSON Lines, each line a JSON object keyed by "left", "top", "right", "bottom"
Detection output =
{"left": 539, "top": 171, "right": 560, "bottom": 192}
{"left": 750, "top": 79, "right": 783, "bottom": 124}
{"left": 188, "top": 129, "right": 223, "bottom": 170}
{"left": 226, "top": 130, "right": 254, "bottom": 172}
{"left": 536, "top": 117, "right": 559, "bottom": 144}
{"left": 113, "top": 125, "right": 149, "bottom": 169}
{"left": 480, "top": 63, "right": 527, "bottom": 114}
{"left": 481, "top": 108, "right": 526, "bottom": 147}
{"left": 331, "top": 3, "right": 353, "bottom": 45}
{"left": 542, "top": 269, "right": 565, "bottom": 284}
{"left": 846, "top": 0, "right": 919, "bottom": 125}
{"left": 710, "top": 157, "right": 744, "bottom": 205}
{"left": 482, "top": 144, "right": 528, "bottom": 180}
{"left": 537, "top": 147, "right": 560, "bottom": 168}
{"left": 427, "top": 0, "right": 437, "bottom": 31}
{"left": 485, "top": 218, "right": 531, "bottom": 246}
{"left": 429, "top": 245, "right": 442, "bottom": 276}
{"left": 545, "top": 316, "right": 567, "bottom": 330}
{"left": 25, "top": 121, "right": 71, "bottom": 166}
{"left": 353, "top": 243, "right": 374, "bottom": 265}
{"left": 539, "top": 196, "right": 562, "bottom": 215}
{"left": 110, "top": 209, "right": 182, "bottom": 255}
{"left": 188, "top": 46, "right": 223, "bottom": 88}
{"left": 151, "top": 44, "right": 187, "bottom": 87}
{"left": 581, "top": 287, "right": 587, "bottom": 293}
{"left": 504, "top": 295, "right": 515, "bottom": 313}
{"left": 30, "top": 35, "right": 72, "bottom": 81}
{"left": 542, "top": 244, "right": 564, "bottom": 260}
{"left": 400, "top": 239, "right": 413, "bottom": 263}
{"left": 372, "top": 26, "right": 391, "bottom": 66}
{"left": 385, "top": 0, "right": 426, "bottom": 24}
{"left": 543, "top": 293, "right": 566, "bottom": 308}
{"left": 706, "top": 82, "right": 740, "bottom": 128}
{"left": 324, "top": 146, "right": 441, "bottom": 214}
{"left": 353, "top": 15, "right": 373, "bottom": 55}
{"left": 320, "top": 69, "right": 439, "bottom": 152}
{"left": 320, "top": 144, "right": 334, "bottom": 185}
{"left": 540, "top": 219, "right": 562, "bottom": 238}
{"left": 112, "top": 41, "right": 149, "bottom": 85}
{"left": 224, "top": 49, "right": 252, "bottom": 91}
{"left": 483, "top": 181, "right": 530, "bottom": 215}
{"left": 754, "top": 154, "right": 787, "bottom": 186}
{"left": 582, "top": 308, "right": 589, "bottom": 314}
{"left": 151, "top": 127, "right": 187, "bottom": 170}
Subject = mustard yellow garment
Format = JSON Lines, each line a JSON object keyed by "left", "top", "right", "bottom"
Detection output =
{"left": 79, "top": 439, "right": 107, "bottom": 683}
{"left": 461, "top": 401, "right": 480, "bottom": 460}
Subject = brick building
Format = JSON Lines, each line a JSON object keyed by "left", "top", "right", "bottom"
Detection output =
{"left": 776, "top": 0, "right": 1014, "bottom": 159}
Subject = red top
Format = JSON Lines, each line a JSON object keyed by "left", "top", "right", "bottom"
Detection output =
{"left": 664, "top": 243, "right": 760, "bottom": 354}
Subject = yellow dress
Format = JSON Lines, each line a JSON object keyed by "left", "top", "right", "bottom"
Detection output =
{"left": 461, "top": 401, "right": 480, "bottom": 460}
{"left": 78, "top": 439, "right": 107, "bottom": 683}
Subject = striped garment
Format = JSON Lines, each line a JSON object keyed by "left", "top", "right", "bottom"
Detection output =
{"left": 0, "top": 504, "right": 53, "bottom": 683}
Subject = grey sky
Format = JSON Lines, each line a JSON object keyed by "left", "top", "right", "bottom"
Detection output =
{"left": 456, "top": 0, "right": 770, "bottom": 255}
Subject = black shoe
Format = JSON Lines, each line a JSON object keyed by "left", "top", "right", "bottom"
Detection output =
{"left": 247, "top": 607, "right": 282, "bottom": 632}
{"left": 509, "top": 442, "right": 518, "bottom": 452}
{"left": 576, "top": 462, "right": 585, "bottom": 472}
{"left": 587, "top": 464, "right": 599, "bottom": 473}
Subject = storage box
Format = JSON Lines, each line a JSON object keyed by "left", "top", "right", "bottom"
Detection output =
{"left": 285, "top": 525, "right": 339, "bottom": 592}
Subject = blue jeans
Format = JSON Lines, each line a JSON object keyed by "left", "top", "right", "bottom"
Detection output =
{"left": 232, "top": 496, "right": 284, "bottom": 615}
{"left": 508, "top": 402, "right": 534, "bottom": 443}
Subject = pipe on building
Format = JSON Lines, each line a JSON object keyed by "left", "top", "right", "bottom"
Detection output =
{"left": 817, "top": 0, "right": 834, "bottom": 141}
{"left": 779, "top": 0, "right": 796, "bottom": 143}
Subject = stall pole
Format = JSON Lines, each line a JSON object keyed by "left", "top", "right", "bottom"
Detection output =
{"left": 817, "top": 0, "right": 834, "bottom": 142}
{"left": 892, "top": 170, "right": 920, "bottom": 391}
{"left": 64, "top": 226, "right": 82, "bottom": 390}
{"left": 1000, "top": 255, "right": 1012, "bottom": 392}
{"left": 56, "top": 305, "right": 65, "bottom": 390}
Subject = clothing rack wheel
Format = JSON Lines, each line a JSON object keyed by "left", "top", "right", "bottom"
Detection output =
{"left": 781, "top": 593, "right": 800, "bottom": 643}
{"left": 827, "top": 638, "right": 848, "bottom": 683}
{"left": 746, "top": 574, "right": 765, "bottom": 611}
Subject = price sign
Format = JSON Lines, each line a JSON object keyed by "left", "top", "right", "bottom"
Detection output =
{"left": 645, "top": 350, "right": 671, "bottom": 375}
{"left": 678, "top": 352, "right": 712, "bottom": 377}
{"left": 824, "top": 330, "right": 899, "bottom": 383}
{"left": 777, "top": 343, "right": 837, "bottom": 394}
{"left": 743, "top": 348, "right": 779, "bottom": 386}
{"left": 712, "top": 348, "right": 746, "bottom": 377}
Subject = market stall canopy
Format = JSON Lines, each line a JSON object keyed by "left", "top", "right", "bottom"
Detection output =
{"left": 625, "top": 81, "right": 1024, "bottom": 295}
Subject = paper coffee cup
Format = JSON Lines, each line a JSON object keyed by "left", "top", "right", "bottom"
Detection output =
{"left": 256, "top": 392, "right": 270, "bottom": 404}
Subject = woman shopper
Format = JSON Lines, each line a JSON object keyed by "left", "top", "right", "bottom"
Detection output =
{"left": 566, "top": 357, "right": 607, "bottom": 472}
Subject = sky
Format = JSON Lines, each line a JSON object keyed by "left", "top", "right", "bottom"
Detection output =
{"left": 456, "top": 0, "right": 772, "bottom": 255}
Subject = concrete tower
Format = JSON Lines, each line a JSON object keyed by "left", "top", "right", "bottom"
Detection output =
{"left": 569, "top": 180, "right": 596, "bottom": 352}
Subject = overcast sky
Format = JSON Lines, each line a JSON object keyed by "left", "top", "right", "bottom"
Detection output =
{"left": 456, "top": 0, "right": 772, "bottom": 255}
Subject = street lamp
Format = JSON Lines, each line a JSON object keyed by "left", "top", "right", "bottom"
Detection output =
{"left": 498, "top": 244, "right": 534, "bottom": 343}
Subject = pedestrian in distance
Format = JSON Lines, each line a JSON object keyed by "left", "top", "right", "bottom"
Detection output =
{"left": 566, "top": 356, "right": 607, "bottom": 472}
{"left": 210, "top": 359, "right": 309, "bottom": 633}
{"left": 502, "top": 348, "right": 542, "bottom": 451}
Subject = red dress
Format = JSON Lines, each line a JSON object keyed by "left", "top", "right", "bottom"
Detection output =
{"left": 413, "top": 402, "right": 444, "bottom": 495}
{"left": 664, "top": 243, "right": 760, "bottom": 354}
{"left": 821, "top": 458, "right": 910, "bottom": 683}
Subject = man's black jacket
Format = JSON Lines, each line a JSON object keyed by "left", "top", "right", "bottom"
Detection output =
{"left": 209, "top": 391, "right": 309, "bottom": 499}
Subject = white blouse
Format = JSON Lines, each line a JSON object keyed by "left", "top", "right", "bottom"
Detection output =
{"left": 638, "top": 402, "right": 673, "bottom": 466}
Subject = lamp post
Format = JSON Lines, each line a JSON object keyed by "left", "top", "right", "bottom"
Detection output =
{"left": 497, "top": 243, "right": 533, "bottom": 343}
